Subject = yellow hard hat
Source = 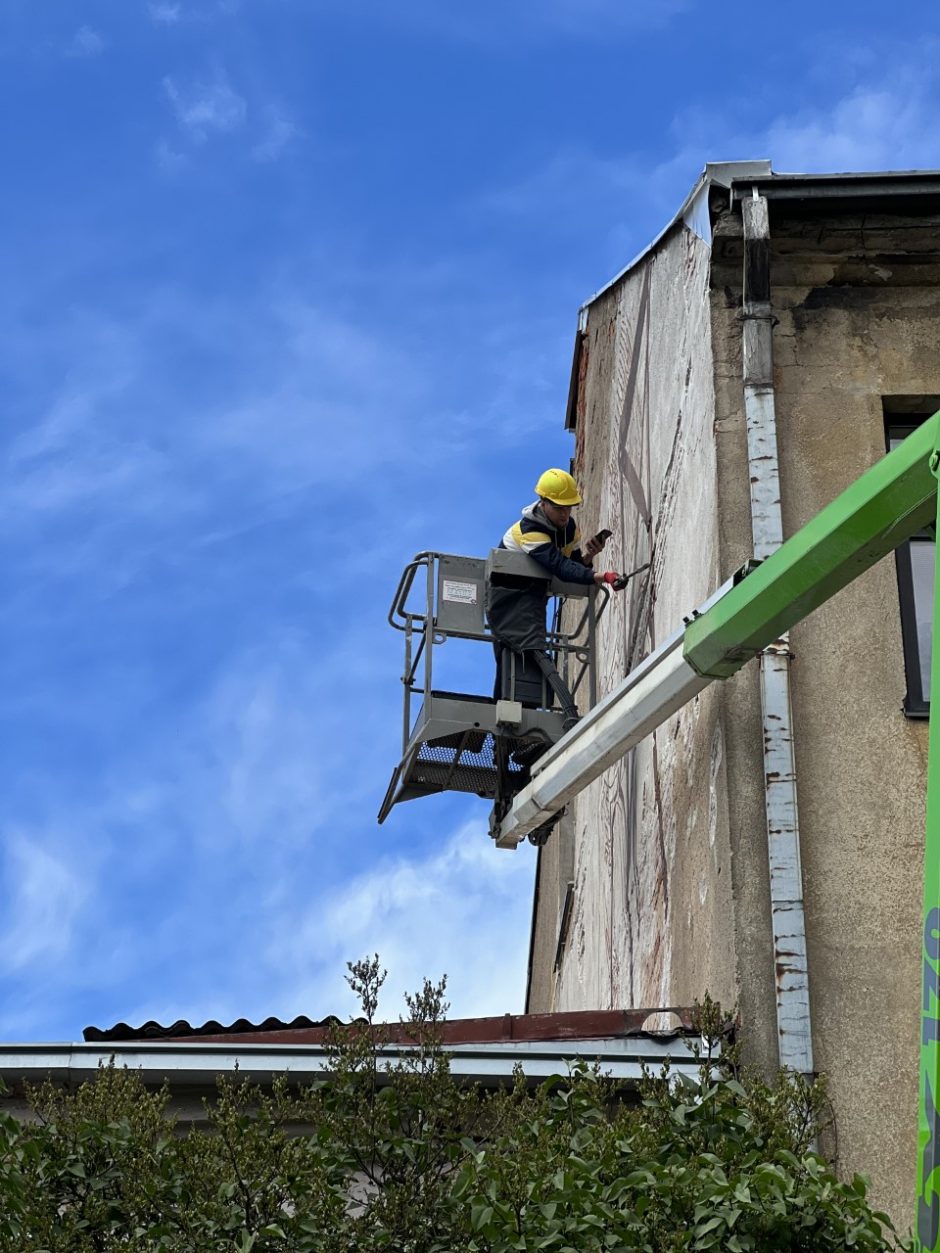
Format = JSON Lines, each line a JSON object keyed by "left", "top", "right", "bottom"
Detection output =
{"left": 534, "top": 468, "right": 582, "bottom": 506}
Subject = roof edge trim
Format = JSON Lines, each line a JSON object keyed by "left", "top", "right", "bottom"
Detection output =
{"left": 579, "top": 159, "right": 772, "bottom": 313}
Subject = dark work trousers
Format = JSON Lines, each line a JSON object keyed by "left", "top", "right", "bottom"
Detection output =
{"left": 488, "top": 581, "right": 580, "bottom": 727}
{"left": 494, "top": 643, "right": 579, "bottom": 726}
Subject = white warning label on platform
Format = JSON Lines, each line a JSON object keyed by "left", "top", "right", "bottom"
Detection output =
{"left": 442, "top": 580, "right": 478, "bottom": 605}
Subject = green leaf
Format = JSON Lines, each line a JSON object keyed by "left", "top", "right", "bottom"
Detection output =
{"left": 471, "top": 1202, "right": 494, "bottom": 1231}
{"left": 695, "top": 1214, "right": 725, "bottom": 1236}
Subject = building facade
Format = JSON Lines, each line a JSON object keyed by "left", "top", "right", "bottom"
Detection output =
{"left": 526, "top": 162, "right": 940, "bottom": 1226}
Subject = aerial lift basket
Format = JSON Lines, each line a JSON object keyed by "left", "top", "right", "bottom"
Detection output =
{"left": 378, "top": 551, "right": 606, "bottom": 839}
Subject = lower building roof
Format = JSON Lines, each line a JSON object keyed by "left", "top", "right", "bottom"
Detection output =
{"left": 0, "top": 1008, "right": 710, "bottom": 1093}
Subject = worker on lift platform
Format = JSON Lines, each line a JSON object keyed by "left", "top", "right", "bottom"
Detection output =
{"left": 487, "top": 468, "right": 624, "bottom": 733}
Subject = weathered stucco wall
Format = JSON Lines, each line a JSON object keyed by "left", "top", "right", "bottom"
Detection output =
{"left": 709, "top": 204, "right": 940, "bottom": 1228}
{"left": 530, "top": 194, "right": 940, "bottom": 1232}
{"left": 527, "top": 814, "right": 575, "bottom": 1011}
{"left": 529, "top": 192, "right": 940, "bottom": 1231}
{"left": 529, "top": 222, "right": 740, "bottom": 1020}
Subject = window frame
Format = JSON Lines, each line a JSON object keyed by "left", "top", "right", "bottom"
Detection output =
{"left": 887, "top": 416, "right": 935, "bottom": 718}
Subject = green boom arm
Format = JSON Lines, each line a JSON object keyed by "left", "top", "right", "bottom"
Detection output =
{"left": 921, "top": 421, "right": 940, "bottom": 1252}
{"left": 683, "top": 414, "right": 938, "bottom": 680}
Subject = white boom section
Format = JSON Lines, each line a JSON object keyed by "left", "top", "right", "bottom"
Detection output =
{"left": 494, "top": 573, "right": 747, "bottom": 848}
{"left": 495, "top": 630, "right": 710, "bottom": 849}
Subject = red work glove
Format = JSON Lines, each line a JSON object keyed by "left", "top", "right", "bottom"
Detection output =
{"left": 595, "top": 571, "right": 622, "bottom": 588}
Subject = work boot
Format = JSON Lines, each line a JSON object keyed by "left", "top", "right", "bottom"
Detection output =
{"left": 562, "top": 713, "right": 581, "bottom": 734}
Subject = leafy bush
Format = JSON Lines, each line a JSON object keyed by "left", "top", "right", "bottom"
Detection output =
{"left": 0, "top": 960, "right": 910, "bottom": 1251}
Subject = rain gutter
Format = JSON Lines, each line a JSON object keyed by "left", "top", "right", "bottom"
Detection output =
{"left": 0, "top": 1035, "right": 707, "bottom": 1090}
{"left": 728, "top": 169, "right": 940, "bottom": 205}
{"left": 739, "top": 189, "right": 814, "bottom": 1078}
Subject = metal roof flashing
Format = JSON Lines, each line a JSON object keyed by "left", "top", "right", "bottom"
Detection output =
{"left": 579, "top": 160, "right": 772, "bottom": 313}
{"left": 563, "top": 160, "right": 771, "bottom": 431}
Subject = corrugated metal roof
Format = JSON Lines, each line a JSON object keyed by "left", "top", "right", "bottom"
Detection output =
{"left": 83, "top": 1014, "right": 345, "bottom": 1043}
{"left": 84, "top": 1007, "right": 697, "bottom": 1046}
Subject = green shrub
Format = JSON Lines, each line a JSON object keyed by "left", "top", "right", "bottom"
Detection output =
{"left": 0, "top": 961, "right": 909, "bottom": 1251}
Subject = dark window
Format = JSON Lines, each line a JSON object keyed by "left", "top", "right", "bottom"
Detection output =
{"left": 887, "top": 411, "right": 938, "bottom": 717}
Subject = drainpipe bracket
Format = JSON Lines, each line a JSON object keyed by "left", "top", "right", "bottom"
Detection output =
{"left": 735, "top": 311, "right": 779, "bottom": 327}
{"left": 760, "top": 642, "right": 795, "bottom": 659}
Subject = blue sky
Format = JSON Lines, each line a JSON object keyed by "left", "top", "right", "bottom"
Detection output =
{"left": 2, "top": 0, "right": 940, "bottom": 1040}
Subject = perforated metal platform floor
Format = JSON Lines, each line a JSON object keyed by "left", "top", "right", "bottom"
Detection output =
{"left": 378, "top": 691, "right": 564, "bottom": 822}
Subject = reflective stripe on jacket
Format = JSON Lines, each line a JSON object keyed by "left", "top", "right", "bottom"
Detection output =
{"left": 487, "top": 502, "right": 595, "bottom": 651}
{"left": 499, "top": 501, "right": 596, "bottom": 586}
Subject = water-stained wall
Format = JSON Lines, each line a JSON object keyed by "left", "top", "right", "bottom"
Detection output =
{"left": 530, "top": 221, "right": 740, "bottom": 1019}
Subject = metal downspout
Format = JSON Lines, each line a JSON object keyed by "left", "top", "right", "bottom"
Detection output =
{"left": 741, "top": 192, "right": 815, "bottom": 1078}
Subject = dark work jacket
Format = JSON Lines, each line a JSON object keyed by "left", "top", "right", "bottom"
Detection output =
{"left": 486, "top": 501, "right": 595, "bottom": 651}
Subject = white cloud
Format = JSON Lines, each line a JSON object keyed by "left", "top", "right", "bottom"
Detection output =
{"left": 10, "top": 378, "right": 125, "bottom": 466}
{"left": 315, "top": 0, "right": 689, "bottom": 43}
{"left": 192, "top": 637, "right": 335, "bottom": 848}
{"left": 147, "top": 0, "right": 240, "bottom": 22}
{"left": 0, "top": 625, "right": 525, "bottom": 1035}
{"left": 148, "top": 3, "right": 182, "bottom": 24}
{"left": 479, "top": 147, "right": 641, "bottom": 222}
{"left": 155, "top": 138, "right": 188, "bottom": 173}
{"left": 0, "top": 262, "right": 574, "bottom": 657}
{"left": 0, "top": 246, "right": 571, "bottom": 1036}
{"left": 159, "top": 73, "right": 300, "bottom": 165}
{"left": 659, "top": 48, "right": 940, "bottom": 189}
{"left": 188, "top": 297, "right": 440, "bottom": 488}
{"left": 760, "top": 84, "right": 940, "bottom": 173}
{"left": 3, "top": 312, "right": 181, "bottom": 529}
{"left": 479, "top": 48, "right": 940, "bottom": 284}
{"left": 0, "top": 617, "right": 410, "bottom": 1032}
{"left": 252, "top": 107, "right": 300, "bottom": 163}
{"left": 163, "top": 70, "right": 247, "bottom": 143}
{"left": 0, "top": 277, "right": 510, "bottom": 585}
{"left": 0, "top": 836, "right": 91, "bottom": 975}
{"left": 533, "top": 0, "right": 691, "bottom": 35}
{"left": 65, "top": 25, "right": 105, "bottom": 58}
{"left": 8, "top": 447, "right": 166, "bottom": 518}
{"left": 265, "top": 822, "right": 535, "bottom": 1021}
